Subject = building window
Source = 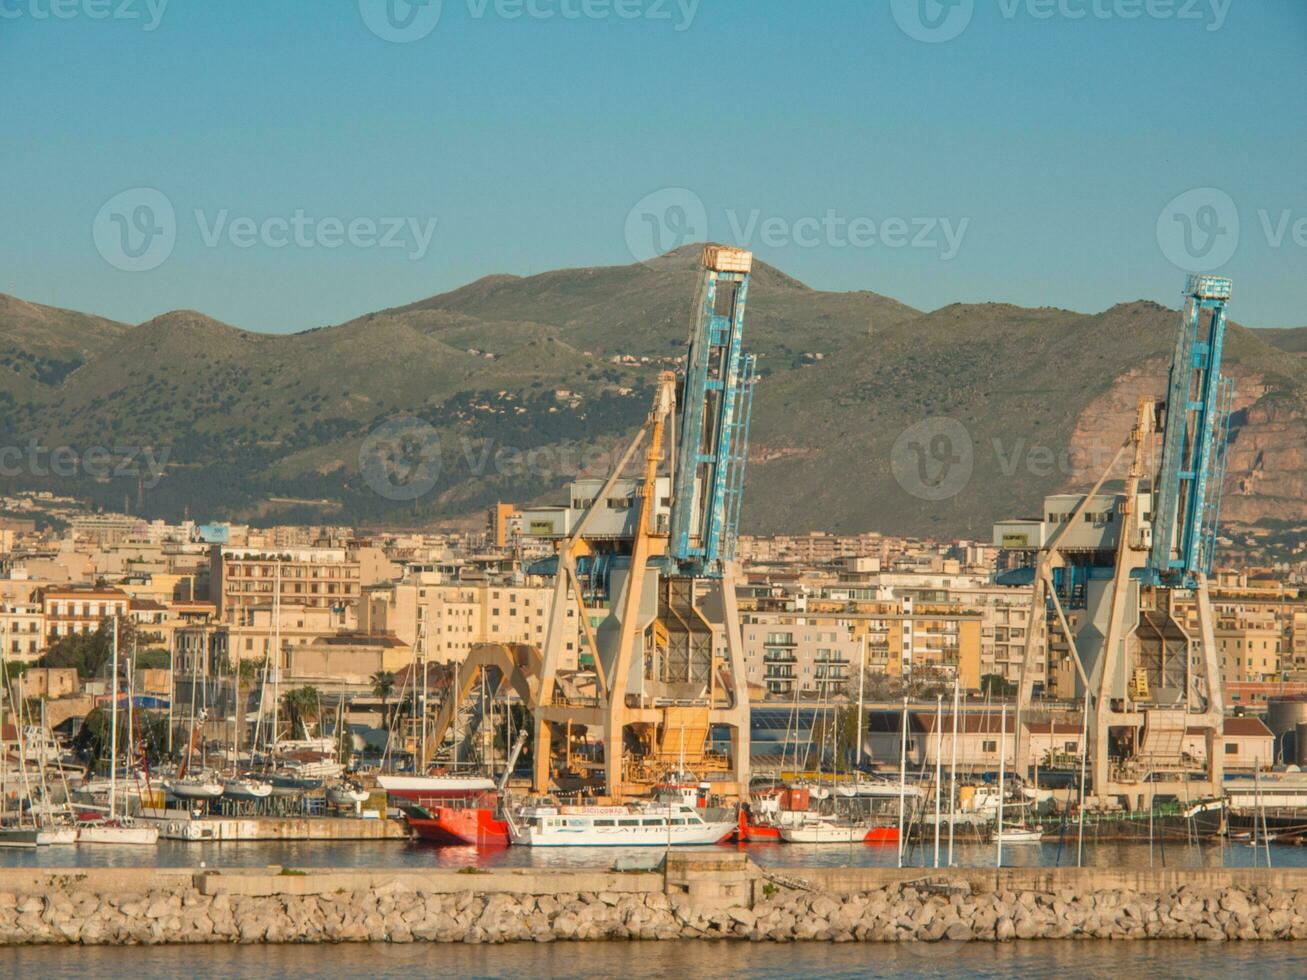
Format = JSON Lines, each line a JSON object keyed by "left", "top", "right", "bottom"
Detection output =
{"left": 1225, "top": 742, "right": 1238, "bottom": 755}
{"left": 983, "top": 740, "right": 997, "bottom": 753}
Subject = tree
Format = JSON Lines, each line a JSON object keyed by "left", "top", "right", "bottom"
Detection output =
{"left": 135, "top": 648, "right": 172, "bottom": 670}
{"left": 40, "top": 617, "right": 141, "bottom": 680}
{"left": 980, "top": 673, "right": 1017, "bottom": 698}
{"left": 238, "top": 657, "right": 266, "bottom": 685}
{"left": 903, "top": 665, "right": 954, "bottom": 700}
{"left": 371, "top": 670, "right": 396, "bottom": 725}
{"left": 281, "top": 686, "right": 322, "bottom": 738}
{"left": 72, "top": 706, "right": 169, "bottom": 769}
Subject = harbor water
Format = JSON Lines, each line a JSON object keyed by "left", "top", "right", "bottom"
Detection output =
{"left": 2, "top": 837, "right": 1305, "bottom": 871}
{"left": 4, "top": 939, "right": 1307, "bottom": 978}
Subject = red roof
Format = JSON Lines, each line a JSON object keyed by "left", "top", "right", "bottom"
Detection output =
{"left": 914, "top": 712, "right": 1015, "bottom": 734}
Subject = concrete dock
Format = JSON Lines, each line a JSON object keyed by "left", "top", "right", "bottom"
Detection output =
{"left": 0, "top": 859, "right": 1304, "bottom": 944}
{"left": 142, "top": 814, "right": 410, "bottom": 842}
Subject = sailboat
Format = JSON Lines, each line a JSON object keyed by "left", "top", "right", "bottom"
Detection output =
{"left": 995, "top": 823, "right": 1044, "bottom": 843}
{"left": 0, "top": 637, "right": 76, "bottom": 846}
{"left": 220, "top": 652, "right": 272, "bottom": 803}
{"left": 77, "top": 618, "right": 159, "bottom": 846}
{"left": 163, "top": 709, "right": 225, "bottom": 801}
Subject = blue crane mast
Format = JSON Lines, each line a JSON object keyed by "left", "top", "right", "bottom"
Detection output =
{"left": 1144, "top": 273, "right": 1236, "bottom": 589}
{"left": 668, "top": 246, "right": 757, "bottom": 577}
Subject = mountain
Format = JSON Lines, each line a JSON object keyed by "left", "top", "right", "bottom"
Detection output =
{"left": 1261, "top": 327, "right": 1307, "bottom": 355}
{"left": 1, "top": 250, "right": 1304, "bottom": 540}
{"left": 0, "top": 294, "right": 130, "bottom": 402}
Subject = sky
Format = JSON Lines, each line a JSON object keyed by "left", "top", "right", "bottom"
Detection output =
{"left": 2, "top": 0, "right": 1304, "bottom": 333}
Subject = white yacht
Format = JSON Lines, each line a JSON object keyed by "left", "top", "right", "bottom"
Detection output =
{"left": 507, "top": 802, "right": 734, "bottom": 847}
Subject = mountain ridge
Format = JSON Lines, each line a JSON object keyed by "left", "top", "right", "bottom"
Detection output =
{"left": 2, "top": 252, "right": 1304, "bottom": 539}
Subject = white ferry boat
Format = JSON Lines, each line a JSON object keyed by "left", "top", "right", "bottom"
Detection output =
{"left": 506, "top": 802, "right": 735, "bottom": 847}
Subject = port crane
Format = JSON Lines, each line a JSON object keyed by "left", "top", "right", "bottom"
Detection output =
{"left": 527, "top": 245, "right": 758, "bottom": 799}
{"left": 1011, "top": 274, "right": 1235, "bottom": 807}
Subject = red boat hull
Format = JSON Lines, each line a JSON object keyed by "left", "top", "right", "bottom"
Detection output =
{"left": 735, "top": 808, "right": 783, "bottom": 843}
{"left": 862, "top": 826, "right": 899, "bottom": 845}
{"left": 407, "top": 806, "right": 509, "bottom": 847}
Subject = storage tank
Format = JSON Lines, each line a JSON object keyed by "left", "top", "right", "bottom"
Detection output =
{"left": 1266, "top": 698, "right": 1307, "bottom": 764}
{"left": 1297, "top": 723, "right": 1307, "bottom": 768}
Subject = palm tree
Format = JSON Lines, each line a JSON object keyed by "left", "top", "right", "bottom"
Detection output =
{"left": 370, "top": 670, "right": 396, "bottom": 727}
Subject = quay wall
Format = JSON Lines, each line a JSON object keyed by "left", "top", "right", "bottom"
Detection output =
{"left": 1, "top": 860, "right": 1305, "bottom": 945}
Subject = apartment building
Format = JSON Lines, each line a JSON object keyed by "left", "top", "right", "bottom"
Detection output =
{"left": 210, "top": 545, "right": 361, "bottom": 621}
{"left": 739, "top": 620, "right": 861, "bottom": 699}
{"left": 38, "top": 587, "right": 130, "bottom": 642}
{"left": 360, "top": 579, "right": 582, "bottom": 669}
{"left": 0, "top": 603, "right": 44, "bottom": 661}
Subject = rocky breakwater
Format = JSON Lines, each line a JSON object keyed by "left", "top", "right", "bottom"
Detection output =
{"left": 1, "top": 871, "right": 1307, "bottom": 945}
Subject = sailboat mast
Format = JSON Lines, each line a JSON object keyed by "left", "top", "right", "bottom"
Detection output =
{"left": 110, "top": 616, "right": 120, "bottom": 821}
{"left": 948, "top": 678, "right": 959, "bottom": 866}
{"left": 271, "top": 565, "right": 281, "bottom": 752}
{"left": 896, "top": 695, "right": 908, "bottom": 869}
{"left": 996, "top": 703, "right": 1007, "bottom": 868}
{"left": 933, "top": 694, "right": 942, "bottom": 868}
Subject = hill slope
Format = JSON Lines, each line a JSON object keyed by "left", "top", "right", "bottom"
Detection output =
{"left": 2, "top": 252, "right": 1304, "bottom": 538}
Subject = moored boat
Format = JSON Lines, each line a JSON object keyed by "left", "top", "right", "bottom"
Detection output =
{"left": 76, "top": 818, "right": 160, "bottom": 845}
{"left": 377, "top": 773, "right": 496, "bottom": 805}
{"left": 164, "top": 775, "right": 225, "bottom": 801}
{"left": 405, "top": 802, "right": 510, "bottom": 847}
{"left": 996, "top": 823, "right": 1043, "bottom": 844}
{"left": 506, "top": 801, "right": 734, "bottom": 847}
{"left": 326, "top": 781, "right": 371, "bottom": 808}
{"left": 0, "top": 828, "right": 41, "bottom": 849}
{"left": 222, "top": 777, "right": 273, "bottom": 801}
{"left": 36, "top": 825, "right": 79, "bottom": 846}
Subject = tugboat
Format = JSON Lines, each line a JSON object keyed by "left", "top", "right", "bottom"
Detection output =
{"left": 402, "top": 732, "right": 525, "bottom": 847}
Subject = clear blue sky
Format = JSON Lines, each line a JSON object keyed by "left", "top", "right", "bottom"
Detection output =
{"left": 2, "top": 0, "right": 1304, "bottom": 332}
